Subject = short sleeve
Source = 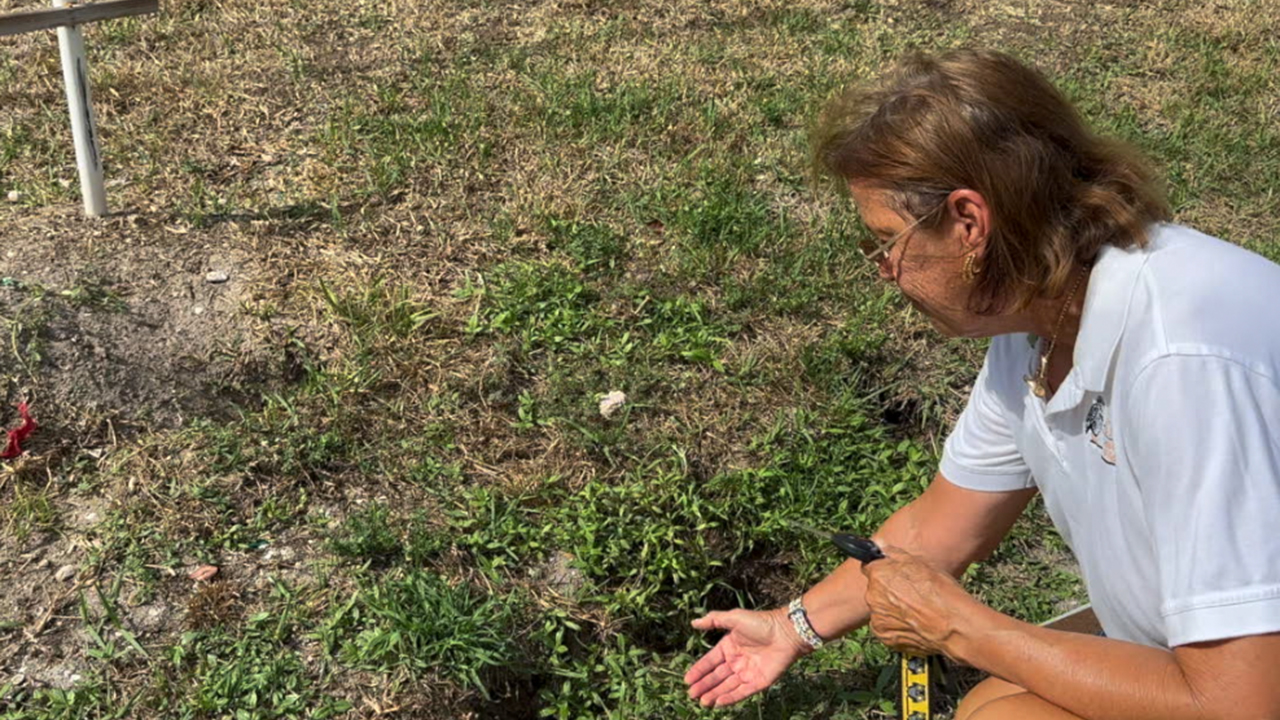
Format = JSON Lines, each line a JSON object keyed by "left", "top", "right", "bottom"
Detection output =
{"left": 1125, "top": 355, "right": 1280, "bottom": 647}
{"left": 940, "top": 342, "right": 1035, "bottom": 492}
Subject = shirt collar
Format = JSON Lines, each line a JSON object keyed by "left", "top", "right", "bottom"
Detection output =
{"left": 1071, "top": 229, "right": 1158, "bottom": 393}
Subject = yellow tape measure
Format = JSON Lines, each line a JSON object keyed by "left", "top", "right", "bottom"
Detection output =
{"left": 900, "top": 653, "right": 930, "bottom": 720}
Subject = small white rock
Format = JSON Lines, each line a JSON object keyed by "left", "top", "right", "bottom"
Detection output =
{"left": 538, "top": 550, "right": 585, "bottom": 595}
{"left": 6, "top": 190, "right": 21, "bottom": 202}
{"left": 54, "top": 564, "right": 77, "bottom": 582}
{"left": 127, "top": 604, "right": 169, "bottom": 633}
{"left": 598, "top": 390, "right": 627, "bottom": 418}
{"left": 262, "top": 545, "right": 296, "bottom": 563}
{"left": 205, "top": 270, "right": 229, "bottom": 284}
{"left": 192, "top": 306, "right": 205, "bottom": 315}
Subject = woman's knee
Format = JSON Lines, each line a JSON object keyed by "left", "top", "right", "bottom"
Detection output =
{"left": 963, "top": 691, "right": 1085, "bottom": 720}
{"left": 954, "top": 677, "right": 1029, "bottom": 720}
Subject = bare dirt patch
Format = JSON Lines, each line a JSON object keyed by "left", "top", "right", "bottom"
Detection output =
{"left": 0, "top": 206, "right": 281, "bottom": 431}
{"left": 0, "top": 529, "right": 99, "bottom": 692}
{"left": 0, "top": 200, "right": 300, "bottom": 700}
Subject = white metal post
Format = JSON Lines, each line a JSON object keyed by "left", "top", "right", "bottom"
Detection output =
{"left": 53, "top": 0, "right": 106, "bottom": 217}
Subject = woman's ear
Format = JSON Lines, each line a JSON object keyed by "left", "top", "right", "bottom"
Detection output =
{"left": 946, "top": 189, "right": 991, "bottom": 256}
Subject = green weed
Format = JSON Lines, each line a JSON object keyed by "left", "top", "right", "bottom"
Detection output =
{"left": 319, "top": 277, "right": 438, "bottom": 351}
{"left": 525, "top": 68, "right": 685, "bottom": 142}
{"left": 318, "top": 74, "right": 486, "bottom": 198}
{"left": 3, "top": 481, "right": 57, "bottom": 542}
{"left": 543, "top": 216, "right": 631, "bottom": 276}
{"left": 152, "top": 606, "right": 350, "bottom": 719}
{"left": 713, "top": 401, "right": 936, "bottom": 582}
{"left": 461, "top": 261, "right": 607, "bottom": 356}
{"left": 324, "top": 569, "right": 523, "bottom": 698}
{"left": 328, "top": 502, "right": 402, "bottom": 565}
{"left": 0, "top": 680, "right": 134, "bottom": 720}
{"left": 666, "top": 166, "right": 792, "bottom": 278}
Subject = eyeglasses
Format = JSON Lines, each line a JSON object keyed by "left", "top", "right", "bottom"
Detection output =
{"left": 857, "top": 202, "right": 947, "bottom": 264}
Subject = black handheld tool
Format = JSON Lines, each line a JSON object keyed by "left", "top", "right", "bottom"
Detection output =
{"left": 788, "top": 521, "right": 885, "bottom": 564}
{"left": 830, "top": 532, "right": 886, "bottom": 564}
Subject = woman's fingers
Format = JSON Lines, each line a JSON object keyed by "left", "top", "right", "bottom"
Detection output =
{"left": 686, "top": 611, "right": 741, "bottom": 688}
{"left": 688, "top": 661, "right": 736, "bottom": 700}
{"left": 701, "top": 675, "right": 746, "bottom": 708}
{"left": 690, "top": 610, "right": 738, "bottom": 631}
{"left": 714, "top": 681, "right": 758, "bottom": 707}
{"left": 683, "top": 642, "right": 725, "bottom": 685}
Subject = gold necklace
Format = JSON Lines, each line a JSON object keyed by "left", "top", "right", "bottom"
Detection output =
{"left": 1025, "top": 265, "right": 1090, "bottom": 399}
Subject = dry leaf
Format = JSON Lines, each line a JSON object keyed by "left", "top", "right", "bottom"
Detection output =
{"left": 188, "top": 565, "right": 219, "bottom": 582}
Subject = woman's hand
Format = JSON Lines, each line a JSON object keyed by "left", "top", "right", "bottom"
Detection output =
{"left": 862, "top": 543, "right": 981, "bottom": 657}
{"left": 684, "top": 608, "right": 810, "bottom": 708}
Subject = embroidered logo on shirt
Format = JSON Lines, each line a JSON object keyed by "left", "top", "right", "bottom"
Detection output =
{"left": 1086, "top": 396, "right": 1116, "bottom": 465}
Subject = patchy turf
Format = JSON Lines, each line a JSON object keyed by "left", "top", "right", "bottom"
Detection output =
{"left": 1, "top": 0, "right": 1277, "bottom": 717}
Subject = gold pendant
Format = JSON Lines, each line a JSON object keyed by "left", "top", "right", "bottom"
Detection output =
{"left": 1025, "top": 355, "right": 1049, "bottom": 398}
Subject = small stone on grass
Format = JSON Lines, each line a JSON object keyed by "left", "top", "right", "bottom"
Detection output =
{"left": 599, "top": 390, "right": 627, "bottom": 418}
{"left": 538, "top": 551, "right": 585, "bottom": 596}
{"left": 127, "top": 604, "right": 169, "bottom": 634}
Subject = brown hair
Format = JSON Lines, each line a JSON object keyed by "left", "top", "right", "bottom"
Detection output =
{"left": 812, "top": 49, "right": 1170, "bottom": 313}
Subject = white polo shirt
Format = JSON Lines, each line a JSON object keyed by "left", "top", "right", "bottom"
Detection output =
{"left": 941, "top": 223, "right": 1280, "bottom": 649}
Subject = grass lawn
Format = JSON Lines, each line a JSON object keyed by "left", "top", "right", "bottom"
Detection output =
{"left": 0, "top": 0, "right": 1277, "bottom": 718}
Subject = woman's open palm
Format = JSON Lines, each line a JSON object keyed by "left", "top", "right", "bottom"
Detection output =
{"left": 684, "top": 609, "right": 807, "bottom": 708}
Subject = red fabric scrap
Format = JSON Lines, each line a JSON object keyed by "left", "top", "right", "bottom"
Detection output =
{"left": 1, "top": 402, "right": 37, "bottom": 459}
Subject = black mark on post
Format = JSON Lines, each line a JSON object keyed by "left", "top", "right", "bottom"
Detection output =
{"left": 76, "top": 58, "right": 100, "bottom": 169}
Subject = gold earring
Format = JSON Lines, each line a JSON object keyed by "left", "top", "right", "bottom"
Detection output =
{"left": 962, "top": 253, "right": 981, "bottom": 282}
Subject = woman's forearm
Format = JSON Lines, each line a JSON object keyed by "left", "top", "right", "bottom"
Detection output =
{"left": 951, "top": 603, "right": 1211, "bottom": 720}
{"left": 799, "top": 474, "right": 1035, "bottom": 643}
{"left": 801, "top": 494, "right": 984, "bottom": 640}
{"left": 801, "top": 557, "right": 875, "bottom": 640}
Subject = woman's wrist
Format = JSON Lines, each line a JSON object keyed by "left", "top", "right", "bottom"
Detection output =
{"left": 770, "top": 606, "right": 816, "bottom": 657}
{"left": 943, "top": 596, "right": 1005, "bottom": 666}
{"left": 785, "top": 598, "right": 828, "bottom": 653}
{"left": 796, "top": 560, "right": 875, "bottom": 641}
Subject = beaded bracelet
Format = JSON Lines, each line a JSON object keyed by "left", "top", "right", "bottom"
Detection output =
{"left": 787, "top": 597, "right": 825, "bottom": 650}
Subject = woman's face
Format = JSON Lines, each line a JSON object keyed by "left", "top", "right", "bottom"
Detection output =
{"left": 848, "top": 182, "right": 1015, "bottom": 339}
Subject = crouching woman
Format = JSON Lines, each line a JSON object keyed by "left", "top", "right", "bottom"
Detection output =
{"left": 685, "top": 49, "right": 1280, "bottom": 720}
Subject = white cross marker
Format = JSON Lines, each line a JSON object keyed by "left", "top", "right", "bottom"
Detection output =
{"left": 1, "top": 0, "right": 158, "bottom": 217}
